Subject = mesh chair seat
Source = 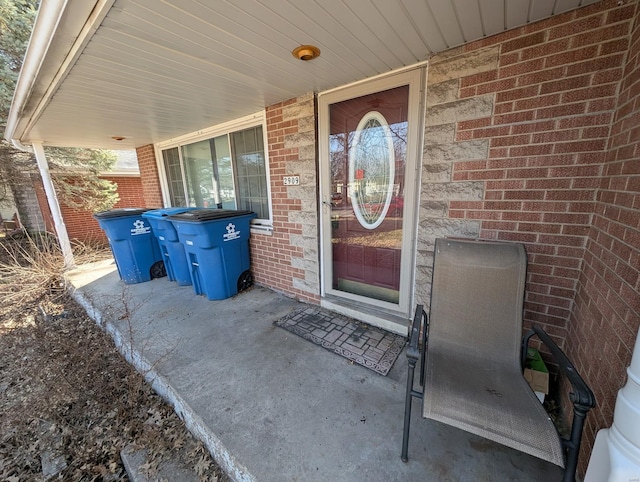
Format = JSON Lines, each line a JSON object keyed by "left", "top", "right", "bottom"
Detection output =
{"left": 425, "top": 350, "right": 564, "bottom": 466}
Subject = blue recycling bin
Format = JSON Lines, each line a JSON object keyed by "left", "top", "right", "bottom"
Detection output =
{"left": 142, "top": 207, "right": 198, "bottom": 286}
{"left": 93, "top": 208, "right": 165, "bottom": 284}
{"left": 168, "top": 209, "right": 256, "bottom": 300}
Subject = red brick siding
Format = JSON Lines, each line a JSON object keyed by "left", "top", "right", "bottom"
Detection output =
{"left": 35, "top": 175, "right": 145, "bottom": 243}
{"left": 448, "top": 1, "right": 639, "bottom": 474}
{"left": 250, "top": 98, "right": 320, "bottom": 304}
{"left": 136, "top": 145, "right": 164, "bottom": 208}
{"left": 567, "top": 1, "right": 640, "bottom": 472}
{"left": 33, "top": 179, "right": 55, "bottom": 234}
{"left": 453, "top": 1, "right": 635, "bottom": 345}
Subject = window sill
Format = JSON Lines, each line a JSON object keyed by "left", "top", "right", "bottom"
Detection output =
{"left": 250, "top": 224, "right": 273, "bottom": 236}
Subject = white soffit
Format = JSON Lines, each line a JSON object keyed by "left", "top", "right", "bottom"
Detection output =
{"left": 10, "top": 0, "right": 600, "bottom": 150}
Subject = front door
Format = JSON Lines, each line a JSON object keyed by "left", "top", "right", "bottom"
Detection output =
{"left": 319, "top": 69, "right": 423, "bottom": 331}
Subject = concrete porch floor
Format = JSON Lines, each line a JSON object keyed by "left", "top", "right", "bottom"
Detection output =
{"left": 66, "top": 259, "right": 563, "bottom": 482}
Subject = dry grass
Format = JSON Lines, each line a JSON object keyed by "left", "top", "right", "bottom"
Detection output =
{"left": 0, "top": 232, "right": 66, "bottom": 309}
{"left": 0, "top": 232, "right": 111, "bottom": 311}
{"left": 0, "top": 232, "right": 226, "bottom": 481}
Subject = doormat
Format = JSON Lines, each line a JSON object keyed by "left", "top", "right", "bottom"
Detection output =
{"left": 275, "top": 307, "right": 406, "bottom": 376}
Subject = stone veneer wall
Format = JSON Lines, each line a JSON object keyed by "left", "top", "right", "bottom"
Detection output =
{"left": 250, "top": 93, "right": 320, "bottom": 303}
{"left": 414, "top": 48, "right": 495, "bottom": 306}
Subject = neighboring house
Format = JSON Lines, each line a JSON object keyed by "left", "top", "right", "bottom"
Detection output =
{"left": 34, "top": 150, "right": 145, "bottom": 242}
{"left": 4, "top": 0, "right": 639, "bottom": 476}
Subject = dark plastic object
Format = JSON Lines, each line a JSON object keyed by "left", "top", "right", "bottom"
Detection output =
{"left": 167, "top": 209, "right": 254, "bottom": 222}
{"left": 523, "top": 325, "right": 596, "bottom": 482}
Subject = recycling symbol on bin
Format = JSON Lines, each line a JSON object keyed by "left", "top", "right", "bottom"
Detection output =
{"left": 223, "top": 222, "right": 241, "bottom": 241}
{"left": 130, "top": 219, "right": 150, "bottom": 236}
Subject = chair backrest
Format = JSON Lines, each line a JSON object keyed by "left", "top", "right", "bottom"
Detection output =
{"left": 420, "top": 238, "right": 565, "bottom": 468}
{"left": 429, "top": 238, "right": 527, "bottom": 367}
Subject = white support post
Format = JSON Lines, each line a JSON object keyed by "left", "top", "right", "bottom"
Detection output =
{"left": 585, "top": 329, "right": 640, "bottom": 481}
{"left": 32, "top": 142, "right": 75, "bottom": 269}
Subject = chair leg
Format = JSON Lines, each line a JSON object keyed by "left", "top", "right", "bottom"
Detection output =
{"left": 401, "top": 356, "right": 417, "bottom": 462}
{"left": 562, "top": 404, "right": 590, "bottom": 482}
{"left": 420, "top": 319, "right": 427, "bottom": 386}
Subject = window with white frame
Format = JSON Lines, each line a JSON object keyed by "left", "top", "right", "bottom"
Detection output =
{"left": 160, "top": 123, "right": 270, "bottom": 223}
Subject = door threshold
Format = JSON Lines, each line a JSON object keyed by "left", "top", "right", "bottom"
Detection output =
{"left": 320, "top": 296, "right": 409, "bottom": 336}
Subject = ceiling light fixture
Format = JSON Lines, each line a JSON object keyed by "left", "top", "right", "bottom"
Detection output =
{"left": 111, "top": 136, "right": 125, "bottom": 141}
{"left": 292, "top": 45, "right": 320, "bottom": 61}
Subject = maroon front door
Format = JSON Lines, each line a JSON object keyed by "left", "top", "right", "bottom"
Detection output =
{"left": 328, "top": 85, "right": 409, "bottom": 304}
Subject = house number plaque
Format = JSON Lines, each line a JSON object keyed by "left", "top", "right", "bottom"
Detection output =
{"left": 283, "top": 175, "right": 300, "bottom": 185}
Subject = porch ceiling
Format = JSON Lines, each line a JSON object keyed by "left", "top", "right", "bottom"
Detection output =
{"left": 6, "top": 0, "right": 599, "bottom": 150}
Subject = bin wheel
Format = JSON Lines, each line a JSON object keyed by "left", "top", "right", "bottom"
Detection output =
{"left": 150, "top": 261, "right": 167, "bottom": 279}
{"left": 237, "top": 270, "right": 253, "bottom": 292}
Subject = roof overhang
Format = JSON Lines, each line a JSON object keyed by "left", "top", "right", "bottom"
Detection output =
{"left": 5, "top": 0, "right": 600, "bottom": 151}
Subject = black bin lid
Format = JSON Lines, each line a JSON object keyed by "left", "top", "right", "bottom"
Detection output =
{"left": 167, "top": 209, "right": 254, "bottom": 222}
{"left": 93, "top": 208, "right": 149, "bottom": 219}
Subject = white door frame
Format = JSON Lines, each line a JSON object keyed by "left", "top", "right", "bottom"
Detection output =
{"left": 317, "top": 66, "right": 426, "bottom": 334}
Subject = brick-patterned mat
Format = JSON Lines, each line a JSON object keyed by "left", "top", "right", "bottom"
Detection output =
{"left": 275, "top": 307, "right": 406, "bottom": 376}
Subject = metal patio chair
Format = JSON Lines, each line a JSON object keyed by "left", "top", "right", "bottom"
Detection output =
{"left": 401, "top": 238, "right": 595, "bottom": 482}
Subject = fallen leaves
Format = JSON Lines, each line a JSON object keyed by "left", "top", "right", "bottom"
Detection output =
{"left": 0, "top": 236, "right": 226, "bottom": 481}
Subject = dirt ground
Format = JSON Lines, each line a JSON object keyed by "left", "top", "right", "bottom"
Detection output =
{"left": 0, "top": 232, "right": 228, "bottom": 481}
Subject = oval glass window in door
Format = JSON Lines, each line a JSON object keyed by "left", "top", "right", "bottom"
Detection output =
{"left": 348, "top": 111, "right": 395, "bottom": 230}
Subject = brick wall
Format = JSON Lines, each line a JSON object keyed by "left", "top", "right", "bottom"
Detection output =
{"left": 415, "top": 1, "right": 639, "bottom": 474}
{"left": 33, "top": 176, "right": 56, "bottom": 233}
{"left": 250, "top": 94, "right": 320, "bottom": 304}
{"left": 35, "top": 175, "right": 145, "bottom": 243}
{"left": 418, "top": 0, "right": 635, "bottom": 338}
{"left": 136, "top": 144, "right": 164, "bottom": 208}
{"left": 568, "top": 1, "right": 640, "bottom": 471}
